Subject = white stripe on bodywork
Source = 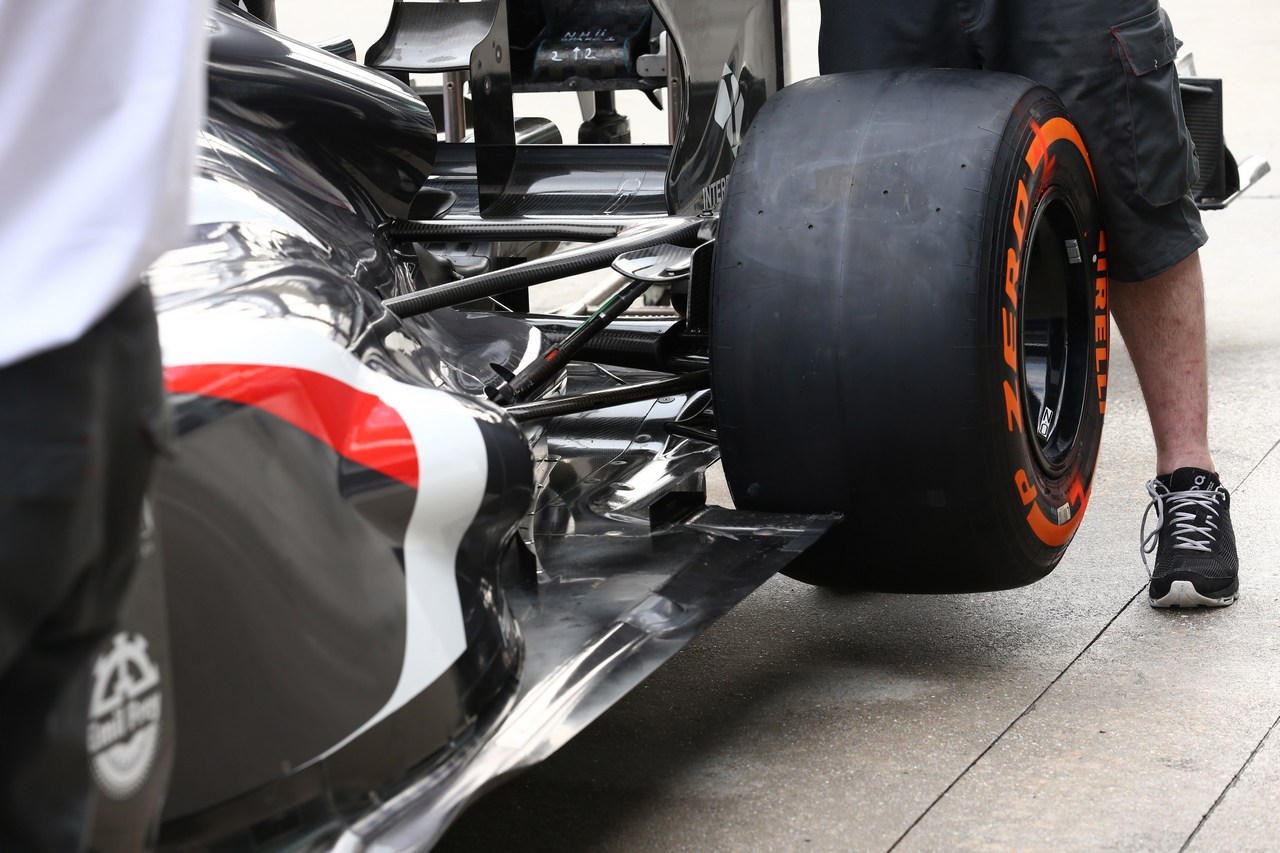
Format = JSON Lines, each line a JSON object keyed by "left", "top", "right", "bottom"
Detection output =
{"left": 160, "top": 315, "right": 489, "bottom": 757}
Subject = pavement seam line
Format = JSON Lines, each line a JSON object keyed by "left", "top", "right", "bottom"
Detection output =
{"left": 1177, "top": 708, "right": 1280, "bottom": 851}
{"left": 1172, "top": 438, "right": 1280, "bottom": 845}
{"left": 883, "top": 585, "right": 1147, "bottom": 853}
{"left": 1161, "top": 436, "right": 1280, "bottom": 849}
{"left": 1233, "top": 437, "right": 1280, "bottom": 491}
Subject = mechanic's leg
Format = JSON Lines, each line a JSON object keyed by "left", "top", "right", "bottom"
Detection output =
{"left": 0, "top": 286, "right": 163, "bottom": 851}
{"left": 1109, "top": 252, "right": 1215, "bottom": 475}
{"left": 981, "top": 0, "right": 1212, "bottom": 478}
{"left": 1112, "top": 250, "right": 1237, "bottom": 606}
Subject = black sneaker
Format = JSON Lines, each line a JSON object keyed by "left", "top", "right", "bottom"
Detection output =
{"left": 1141, "top": 467, "right": 1238, "bottom": 608}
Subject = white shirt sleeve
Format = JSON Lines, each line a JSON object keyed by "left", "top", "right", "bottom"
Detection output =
{"left": 0, "top": 0, "right": 211, "bottom": 366}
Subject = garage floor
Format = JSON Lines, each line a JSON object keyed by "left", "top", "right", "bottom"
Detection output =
{"left": 278, "top": 1, "right": 1279, "bottom": 849}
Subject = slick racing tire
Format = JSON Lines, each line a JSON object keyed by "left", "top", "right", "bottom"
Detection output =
{"left": 711, "top": 69, "right": 1109, "bottom": 592}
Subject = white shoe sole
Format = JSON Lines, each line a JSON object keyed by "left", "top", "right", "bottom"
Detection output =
{"left": 1150, "top": 579, "right": 1238, "bottom": 608}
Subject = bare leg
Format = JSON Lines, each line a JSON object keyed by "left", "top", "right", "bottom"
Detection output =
{"left": 1109, "top": 251, "right": 1215, "bottom": 475}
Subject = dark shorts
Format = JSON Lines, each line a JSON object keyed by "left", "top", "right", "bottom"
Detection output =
{"left": 817, "top": 0, "right": 1207, "bottom": 282}
{"left": 0, "top": 286, "right": 164, "bottom": 851}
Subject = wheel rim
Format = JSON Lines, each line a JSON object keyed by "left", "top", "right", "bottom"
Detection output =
{"left": 1021, "top": 192, "right": 1092, "bottom": 473}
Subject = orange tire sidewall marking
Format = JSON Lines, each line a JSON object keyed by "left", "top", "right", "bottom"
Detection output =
{"left": 1025, "top": 117, "right": 1098, "bottom": 193}
{"left": 1006, "top": 114, "right": 1106, "bottom": 549}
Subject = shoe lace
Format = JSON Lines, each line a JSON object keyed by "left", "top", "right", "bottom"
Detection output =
{"left": 1140, "top": 480, "right": 1226, "bottom": 577}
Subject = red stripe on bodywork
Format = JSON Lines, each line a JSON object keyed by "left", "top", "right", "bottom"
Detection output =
{"left": 165, "top": 364, "right": 419, "bottom": 489}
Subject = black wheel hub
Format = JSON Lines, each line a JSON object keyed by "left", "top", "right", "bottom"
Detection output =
{"left": 1021, "top": 193, "right": 1092, "bottom": 473}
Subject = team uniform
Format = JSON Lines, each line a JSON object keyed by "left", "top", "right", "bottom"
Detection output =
{"left": 0, "top": 2, "right": 208, "bottom": 848}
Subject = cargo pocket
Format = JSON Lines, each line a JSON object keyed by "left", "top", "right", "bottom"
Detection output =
{"left": 1111, "top": 8, "right": 1199, "bottom": 206}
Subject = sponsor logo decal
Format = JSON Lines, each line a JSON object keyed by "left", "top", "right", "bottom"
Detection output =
{"left": 713, "top": 62, "right": 746, "bottom": 157}
{"left": 702, "top": 175, "right": 730, "bottom": 214}
{"left": 87, "top": 632, "right": 162, "bottom": 800}
{"left": 1038, "top": 405, "right": 1055, "bottom": 438}
{"left": 1094, "top": 232, "right": 1109, "bottom": 416}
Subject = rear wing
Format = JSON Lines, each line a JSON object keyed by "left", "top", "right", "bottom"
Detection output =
{"left": 1178, "top": 53, "right": 1270, "bottom": 209}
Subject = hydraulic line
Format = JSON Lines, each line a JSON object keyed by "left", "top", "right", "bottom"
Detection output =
{"left": 383, "top": 216, "right": 702, "bottom": 318}
{"left": 387, "top": 219, "right": 636, "bottom": 243}
{"left": 505, "top": 371, "right": 710, "bottom": 423}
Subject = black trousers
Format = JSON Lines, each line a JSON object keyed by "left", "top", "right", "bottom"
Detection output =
{"left": 0, "top": 286, "right": 164, "bottom": 851}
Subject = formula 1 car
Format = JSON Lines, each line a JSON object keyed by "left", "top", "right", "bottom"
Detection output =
{"left": 83, "top": 1, "right": 1265, "bottom": 850}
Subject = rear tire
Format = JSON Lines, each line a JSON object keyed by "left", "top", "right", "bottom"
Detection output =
{"left": 711, "top": 69, "right": 1109, "bottom": 592}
